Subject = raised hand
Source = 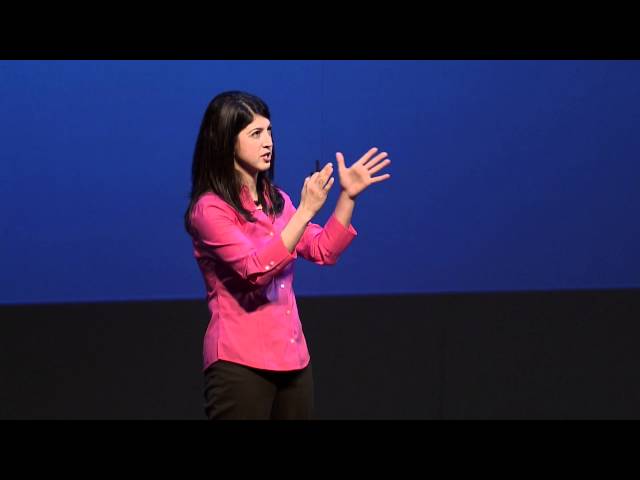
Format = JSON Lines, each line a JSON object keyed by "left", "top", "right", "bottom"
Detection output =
{"left": 299, "top": 162, "right": 335, "bottom": 216}
{"left": 335, "top": 147, "right": 391, "bottom": 199}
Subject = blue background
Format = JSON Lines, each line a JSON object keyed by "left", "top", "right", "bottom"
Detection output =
{"left": 1, "top": 60, "right": 639, "bottom": 304}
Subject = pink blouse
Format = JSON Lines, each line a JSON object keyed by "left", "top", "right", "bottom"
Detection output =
{"left": 189, "top": 185, "right": 357, "bottom": 371}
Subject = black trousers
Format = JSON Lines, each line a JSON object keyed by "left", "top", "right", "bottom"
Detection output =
{"left": 203, "top": 360, "right": 314, "bottom": 420}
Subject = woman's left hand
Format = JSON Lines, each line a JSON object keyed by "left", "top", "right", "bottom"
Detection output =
{"left": 335, "top": 147, "right": 391, "bottom": 200}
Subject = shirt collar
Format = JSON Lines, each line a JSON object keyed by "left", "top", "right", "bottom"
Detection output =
{"left": 240, "top": 184, "right": 272, "bottom": 213}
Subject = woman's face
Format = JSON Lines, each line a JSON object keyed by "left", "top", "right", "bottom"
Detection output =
{"left": 234, "top": 114, "right": 273, "bottom": 176}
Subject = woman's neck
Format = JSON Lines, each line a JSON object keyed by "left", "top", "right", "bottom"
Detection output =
{"left": 235, "top": 168, "right": 259, "bottom": 200}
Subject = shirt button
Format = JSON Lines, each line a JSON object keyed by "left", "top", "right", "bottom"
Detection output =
{"left": 270, "top": 260, "right": 275, "bottom": 266}
{"left": 290, "top": 338, "right": 295, "bottom": 344}
{"left": 269, "top": 232, "right": 274, "bottom": 236}
{"left": 286, "top": 309, "right": 291, "bottom": 314}
{"left": 265, "top": 265, "right": 270, "bottom": 270}
{"left": 280, "top": 283, "right": 285, "bottom": 288}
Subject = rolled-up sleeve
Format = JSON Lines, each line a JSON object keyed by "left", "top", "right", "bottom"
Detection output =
{"left": 296, "top": 214, "right": 358, "bottom": 265}
{"left": 191, "top": 197, "right": 295, "bottom": 287}
{"left": 276, "top": 188, "right": 357, "bottom": 265}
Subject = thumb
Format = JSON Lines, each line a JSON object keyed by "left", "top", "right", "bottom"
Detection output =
{"left": 335, "top": 152, "right": 346, "bottom": 170}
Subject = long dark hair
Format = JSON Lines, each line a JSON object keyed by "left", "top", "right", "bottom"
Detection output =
{"left": 184, "top": 91, "right": 285, "bottom": 234}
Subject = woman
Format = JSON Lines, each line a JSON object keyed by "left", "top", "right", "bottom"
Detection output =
{"left": 184, "top": 91, "right": 391, "bottom": 419}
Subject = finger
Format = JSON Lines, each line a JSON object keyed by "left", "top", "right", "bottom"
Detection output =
{"left": 356, "top": 147, "right": 379, "bottom": 166}
{"left": 323, "top": 177, "right": 335, "bottom": 190}
{"left": 368, "top": 159, "right": 391, "bottom": 175}
{"left": 318, "top": 163, "right": 333, "bottom": 183}
{"left": 365, "top": 152, "right": 388, "bottom": 168}
{"left": 335, "top": 152, "right": 346, "bottom": 170}
{"left": 370, "top": 173, "right": 391, "bottom": 184}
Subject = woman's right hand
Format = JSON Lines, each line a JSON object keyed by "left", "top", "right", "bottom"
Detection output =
{"left": 299, "top": 162, "right": 335, "bottom": 217}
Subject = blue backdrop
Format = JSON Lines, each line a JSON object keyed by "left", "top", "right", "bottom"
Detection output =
{"left": 1, "top": 60, "right": 639, "bottom": 304}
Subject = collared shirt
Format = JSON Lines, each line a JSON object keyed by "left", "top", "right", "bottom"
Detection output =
{"left": 189, "top": 185, "right": 357, "bottom": 371}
